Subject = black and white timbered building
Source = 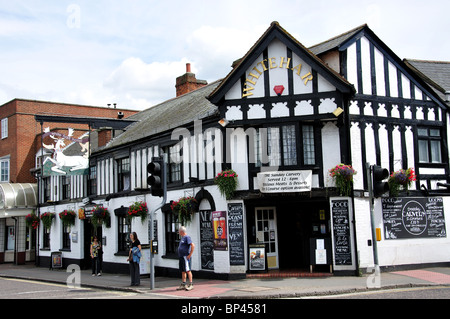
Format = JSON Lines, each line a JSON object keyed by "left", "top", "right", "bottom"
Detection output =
{"left": 36, "top": 22, "right": 450, "bottom": 277}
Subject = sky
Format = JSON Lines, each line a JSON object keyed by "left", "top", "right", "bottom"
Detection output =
{"left": 0, "top": 0, "right": 449, "bottom": 110}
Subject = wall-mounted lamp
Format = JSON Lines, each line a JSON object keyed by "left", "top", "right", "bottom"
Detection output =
{"left": 332, "top": 107, "right": 344, "bottom": 117}
{"left": 218, "top": 118, "right": 229, "bottom": 127}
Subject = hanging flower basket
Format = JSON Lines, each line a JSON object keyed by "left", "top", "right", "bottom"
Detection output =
{"left": 26, "top": 212, "right": 40, "bottom": 230}
{"left": 214, "top": 169, "right": 238, "bottom": 200}
{"left": 329, "top": 164, "right": 357, "bottom": 196}
{"left": 171, "top": 197, "right": 198, "bottom": 225}
{"left": 59, "top": 209, "right": 77, "bottom": 227}
{"left": 91, "top": 205, "right": 111, "bottom": 228}
{"left": 40, "top": 212, "right": 55, "bottom": 229}
{"left": 127, "top": 201, "right": 148, "bottom": 223}
{"left": 388, "top": 168, "right": 416, "bottom": 197}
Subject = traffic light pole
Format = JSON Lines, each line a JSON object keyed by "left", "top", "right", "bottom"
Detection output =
{"left": 149, "top": 154, "right": 167, "bottom": 290}
{"left": 366, "top": 163, "right": 379, "bottom": 271}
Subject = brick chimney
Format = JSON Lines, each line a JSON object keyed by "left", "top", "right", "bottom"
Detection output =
{"left": 97, "top": 128, "right": 112, "bottom": 148}
{"left": 175, "top": 63, "right": 207, "bottom": 97}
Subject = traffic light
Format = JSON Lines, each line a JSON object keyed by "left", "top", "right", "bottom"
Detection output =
{"left": 147, "top": 157, "right": 165, "bottom": 197}
{"left": 372, "top": 165, "right": 389, "bottom": 197}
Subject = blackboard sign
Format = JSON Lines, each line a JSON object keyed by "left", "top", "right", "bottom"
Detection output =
{"left": 382, "top": 197, "right": 446, "bottom": 239}
{"left": 228, "top": 203, "right": 245, "bottom": 265}
{"left": 199, "top": 210, "right": 214, "bottom": 270}
{"left": 331, "top": 199, "right": 352, "bottom": 266}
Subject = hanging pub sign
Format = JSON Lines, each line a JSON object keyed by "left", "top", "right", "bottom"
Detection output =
{"left": 42, "top": 127, "right": 89, "bottom": 176}
{"left": 212, "top": 211, "right": 228, "bottom": 251}
{"left": 257, "top": 170, "right": 312, "bottom": 193}
{"left": 382, "top": 197, "right": 446, "bottom": 239}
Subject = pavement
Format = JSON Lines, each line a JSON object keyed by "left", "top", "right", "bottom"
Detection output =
{"left": 1, "top": 262, "right": 450, "bottom": 299}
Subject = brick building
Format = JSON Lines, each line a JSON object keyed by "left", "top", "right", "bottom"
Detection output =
{"left": 0, "top": 98, "right": 138, "bottom": 264}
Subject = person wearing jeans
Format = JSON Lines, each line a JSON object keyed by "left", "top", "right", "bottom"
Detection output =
{"left": 128, "top": 232, "right": 141, "bottom": 286}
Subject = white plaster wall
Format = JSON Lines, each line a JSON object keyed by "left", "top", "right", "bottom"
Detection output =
{"left": 268, "top": 39, "right": 289, "bottom": 97}
{"left": 321, "top": 122, "right": 341, "bottom": 187}
{"left": 353, "top": 198, "right": 375, "bottom": 269}
{"left": 350, "top": 122, "right": 364, "bottom": 190}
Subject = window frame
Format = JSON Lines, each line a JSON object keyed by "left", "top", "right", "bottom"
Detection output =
{"left": 163, "top": 144, "right": 182, "bottom": 184}
{"left": 88, "top": 165, "right": 97, "bottom": 196}
{"left": 117, "top": 216, "right": 131, "bottom": 254}
{"left": 116, "top": 157, "right": 131, "bottom": 192}
{"left": 1, "top": 118, "right": 7, "bottom": 139}
{"left": 62, "top": 224, "right": 71, "bottom": 250}
{"left": 61, "top": 176, "right": 71, "bottom": 200}
{"left": 417, "top": 127, "right": 443, "bottom": 164}
{"left": 253, "top": 123, "right": 317, "bottom": 169}
{"left": 0, "top": 157, "right": 9, "bottom": 182}
{"left": 164, "top": 210, "right": 181, "bottom": 258}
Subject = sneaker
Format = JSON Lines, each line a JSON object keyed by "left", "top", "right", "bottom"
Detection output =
{"left": 176, "top": 283, "right": 186, "bottom": 291}
{"left": 97, "top": 273, "right": 101, "bottom": 276}
{"left": 185, "top": 283, "right": 194, "bottom": 291}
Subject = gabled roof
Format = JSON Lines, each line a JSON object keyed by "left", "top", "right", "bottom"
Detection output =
{"left": 208, "top": 21, "right": 354, "bottom": 104}
{"left": 101, "top": 80, "right": 221, "bottom": 150}
{"left": 309, "top": 24, "right": 367, "bottom": 56}
{"left": 309, "top": 24, "right": 448, "bottom": 109}
{"left": 404, "top": 59, "right": 450, "bottom": 102}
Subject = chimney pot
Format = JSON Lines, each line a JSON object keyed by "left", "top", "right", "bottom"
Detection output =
{"left": 175, "top": 63, "right": 207, "bottom": 97}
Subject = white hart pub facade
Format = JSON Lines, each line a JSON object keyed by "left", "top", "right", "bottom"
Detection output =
{"left": 35, "top": 22, "right": 450, "bottom": 278}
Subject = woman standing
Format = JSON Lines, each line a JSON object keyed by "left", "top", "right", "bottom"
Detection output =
{"left": 90, "top": 236, "right": 101, "bottom": 276}
{"left": 128, "top": 232, "right": 141, "bottom": 286}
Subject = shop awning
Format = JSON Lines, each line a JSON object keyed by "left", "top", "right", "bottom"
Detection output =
{"left": 0, "top": 183, "right": 38, "bottom": 210}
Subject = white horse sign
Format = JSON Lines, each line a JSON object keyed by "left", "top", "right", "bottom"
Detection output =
{"left": 42, "top": 127, "right": 89, "bottom": 176}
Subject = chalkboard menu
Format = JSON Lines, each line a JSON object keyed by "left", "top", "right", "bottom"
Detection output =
{"left": 382, "top": 197, "right": 446, "bottom": 239}
{"left": 331, "top": 199, "right": 352, "bottom": 266}
{"left": 199, "top": 210, "right": 214, "bottom": 270}
{"left": 228, "top": 203, "right": 245, "bottom": 265}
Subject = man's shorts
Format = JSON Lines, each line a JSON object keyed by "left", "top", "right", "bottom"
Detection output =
{"left": 179, "top": 256, "right": 191, "bottom": 272}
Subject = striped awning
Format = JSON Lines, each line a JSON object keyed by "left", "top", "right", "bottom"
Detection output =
{"left": 0, "top": 183, "right": 38, "bottom": 210}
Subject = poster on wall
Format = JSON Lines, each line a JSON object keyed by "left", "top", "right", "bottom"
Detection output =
{"left": 139, "top": 247, "right": 151, "bottom": 275}
{"left": 228, "top": 203, "right": 245, "bottom": 265}
{"left": 212, "top": 211, "right": 228, "bottom": 251}
{"left": 382, "top": 197, "right": 446, "bottom": 239}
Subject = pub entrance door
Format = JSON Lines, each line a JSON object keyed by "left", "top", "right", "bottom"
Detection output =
{"left": 83, "top": 219, "right": 102, "bottom": 270}
{"left": 254, "top": 207, "right": 279, "bottom": 269}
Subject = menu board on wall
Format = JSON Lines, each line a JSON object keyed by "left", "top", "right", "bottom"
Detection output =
{"left": 199, "top": 210, "right": 214, "bottom": 270}
{"left": 331, "top": 199, "right": 352, "bottom": 266}
{"left": 382, "top": 197, "right": 446, "bottom": 239}
{"left": 228, "top": 203, "right": 245, "bottom": 265}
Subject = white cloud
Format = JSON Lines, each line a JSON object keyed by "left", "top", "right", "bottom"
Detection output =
{"left": 103, "top": 57, "right": 193, "bottom": 108}
{"left": 1, "top": 0, "right": 449, "bottom": 110}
